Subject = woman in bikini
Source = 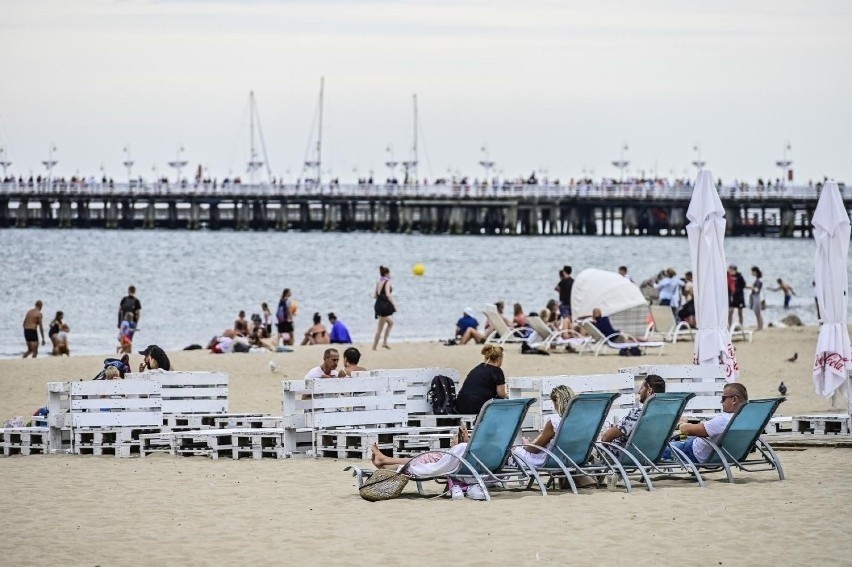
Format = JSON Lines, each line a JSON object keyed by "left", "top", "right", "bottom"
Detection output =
{"left": 302, "top": 312, "right": 330, "bottom": 345}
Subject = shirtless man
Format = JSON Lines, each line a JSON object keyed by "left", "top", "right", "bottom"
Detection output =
{"left": 341, "top": 347, "right": 366, "bottom": 376}
{"left": 770, "top": 278, "right": 796, "bottom": 308}
{"left": 22, "top": 300, "right": 45, "bottom": 358}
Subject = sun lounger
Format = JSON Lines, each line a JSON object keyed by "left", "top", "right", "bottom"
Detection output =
{"left": 345, "top": 397, "right": 536, "bottom": 501}
{"left": 482, "top": 308, "right": 528, "bottom": 345}
{"left": 526, "top": 316, "right": 589, "bottom": 352}
{"left": 692, "top": 397, "right": 786, "bottom": 482}
{"left": 597, "top": 392, "right": 701, "bottom": 491}
{"left": 511, "top": 393, "right": 625, "bottom": 494}
{"left": 729, "top": 322, "right": 754, "bottom": 343}
{"left": 648, "top": 305, "right": 694, "bottom": 343}
{"left": 579, "top": 320, "right": 665, "bottom": 357}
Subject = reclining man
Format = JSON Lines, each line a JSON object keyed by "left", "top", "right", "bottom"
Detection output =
{"left": 600, "top": 374, "right": 666, "bottom": 446}
{"left": 662, "top": 382, "right": 748, "bottom": 463}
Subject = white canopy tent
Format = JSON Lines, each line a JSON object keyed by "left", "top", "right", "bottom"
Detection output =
{"left": 811, "top": 180, "right": 852, "bottom": 407}
{"left": 571, "top": 268, "right": 649, "bottom": 337}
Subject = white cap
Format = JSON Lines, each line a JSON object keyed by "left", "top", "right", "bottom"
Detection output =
{"left": 464, "top": 307, "right": 475, "bottom": 317}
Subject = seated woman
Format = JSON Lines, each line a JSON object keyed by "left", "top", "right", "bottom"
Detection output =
{"left": 301, "top": 312, "right": 330, "bottom": 346}
{"left": 512, "top": 303, "right": 528, "bottom": 328}
{"left": 233, "top": 311, "right": 250, "bottom": 337}
{"left": 455, "top": 345, "right": 507, "bottom": 415}
{"left": 511, "top": 386, "right": 573, "bottom": 468}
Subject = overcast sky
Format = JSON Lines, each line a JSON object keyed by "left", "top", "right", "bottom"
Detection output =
{"left": 1, "top": 0, "right": 850, "bottom": 184}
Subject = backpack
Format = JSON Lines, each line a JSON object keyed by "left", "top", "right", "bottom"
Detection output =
{"left": 428, "top": 375, "right": 457, "bottom": 415}
{"left": 120, "top": 296, "right": 136, "bottom": 315}
{"left": 93, "top": 358, "right": 130, "bottom": 380}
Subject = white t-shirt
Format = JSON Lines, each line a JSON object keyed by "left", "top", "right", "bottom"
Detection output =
{"left": 216, "top": 336, "right": 234, "bottom": 353}
{"left": 304, "top": 366, "right": 339, "bottom": 379}
{"left": 693, "top": 412, "right": 733, "bottom": 462}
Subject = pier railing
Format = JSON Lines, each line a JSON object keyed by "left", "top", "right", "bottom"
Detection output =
{"left": 0, "top": 181, "right": 837, "bottom": 201}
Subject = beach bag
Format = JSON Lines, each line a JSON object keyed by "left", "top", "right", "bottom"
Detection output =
{"left": 374, "top": 282, "right": 395, "bottom": 318}
{"left": 428, "top": 375, "right": 458, "bottom": 415}
{"left": 359, "top": 469, "right": 410, "bottom": 501}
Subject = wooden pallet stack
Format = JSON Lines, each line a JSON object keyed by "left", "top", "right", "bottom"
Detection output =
{"left": 1, "top": 427, "right": 49, "bottom": 456}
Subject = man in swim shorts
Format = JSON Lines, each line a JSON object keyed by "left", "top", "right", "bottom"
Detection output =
{"left": 23, "top": 300, "right": 45, "bottom": 358}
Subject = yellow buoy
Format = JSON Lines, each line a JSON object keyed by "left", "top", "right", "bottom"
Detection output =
{"left": 412, "top": 263, "right": 426, "bottom": 276}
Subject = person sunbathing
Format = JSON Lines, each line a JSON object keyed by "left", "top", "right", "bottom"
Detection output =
{"left": 301, "top": 312, "right": 330, "bottom": 346}
{"left": 590, "top": 308, "right": 648, "bottom": 342}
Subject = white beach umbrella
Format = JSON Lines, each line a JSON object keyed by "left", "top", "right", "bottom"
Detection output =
{"left": 686, "top": 170, "right": 739, "bottom": 381}
{"left": 811, "top": 180, "right": 851, "bottom": 399}
{"left": 571, "top": 268, "right": 647, "bottom": 319}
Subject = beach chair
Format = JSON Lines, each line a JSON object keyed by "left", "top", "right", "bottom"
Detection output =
{"left": 597, "top": 392, "right": 700, "bottom": 491}
{"left": 693, "top": 397, "right": 786, "bottom": 482}
{"left": 578, "top": 320, "right": 665, "bottom": 357}
{"left": 480, "top": 308, "right": 528, "bottom": 345}
{"left": 729, "top": 322, "right": 754, "bottom": 343}
{"left": 511, "top": 393, "right": 627, "bottom": 494}
{"left": 648, "top": 305, "right": 694, "bottom": 343}
{"left": 345, "top": 398, "right": 535, "bottom": 501}
{"left": 526, "top": 316, "right": 589, "bottom": 352}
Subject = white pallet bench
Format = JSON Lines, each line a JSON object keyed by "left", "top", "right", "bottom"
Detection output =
{"left": 48, "top": 379, "right": 163, "bottom": 456}
{"left": 127, "top": 371, "right": 229, "bottom": 416}
{"left": 622, "top": 364, "right": 727, "bottom": 415}
{"left": 1, "top": 427, "right": 49, "bottom": 456}
{"left": 282, "top": 376, "right": 408, "bottom": 456}
{"left": 231, "top": 428, "right": 285, "bottom": 460}
{"left": 350, "top": 367, "right": 462, "bottom": 419}
{"left": 74, "top": 426, "right": 160, "bottom": 457}
{"left": 790, "top": 414, "right": 850, "bottom": 435}
{"left": 508, "top": 373, "right": 636, "bottom": 432}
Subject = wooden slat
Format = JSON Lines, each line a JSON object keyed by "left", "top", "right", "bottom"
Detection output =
{"left": 71, "top": 411, "right": 162, "bottom": 428}
{"left": 310, "top": 409, "right": 407, "bottom": 429}
{"left": 128, "top": 371, "right": 229, "bottom": 387}
{"left": 70, "top": 380, "right": 161, "bottom": 396}
{"left": 70, "top": 398, "right": 162, "bottom": 411}
{"left": 162, "top": 399, "right": 228, "bottom": 414}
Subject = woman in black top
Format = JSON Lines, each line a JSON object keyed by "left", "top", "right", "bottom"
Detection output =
{"left": 48, "top": 311, "right": 64, "bottom": 356}
{"left": 455, "top": 345, "right": 507, "bottom": 415}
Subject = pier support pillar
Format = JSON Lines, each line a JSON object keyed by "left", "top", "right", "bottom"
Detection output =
{"left": 0, "top": 198, "right": 9, "bottom": 228}
{"left": 275, "top": 201, "right": 289, "bottom": 231}
{"left": 16, "top": 199, "right": 28, "bottom": 227}
{"left": 58, "top": 200, "right": 72, "bottom": 228}
{"left": 144, "top": 201, "right": 156, "bottom": 229}
{"left": 209, "top": 202, "right": 221, "bottom": 230}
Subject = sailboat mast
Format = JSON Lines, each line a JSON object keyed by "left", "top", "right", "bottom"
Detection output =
{"left": 316, "top": 77, "right": 324, "bottom": 184}
{"left": 412, "top": 94, "right": 418, "bottom": 183}
{"left": 249, "top": 91, "right": 256, "bottom": 184}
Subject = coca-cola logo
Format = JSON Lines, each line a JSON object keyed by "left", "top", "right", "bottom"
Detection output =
{"left": 814, "top": 352, "right": 850, "bottom": 373}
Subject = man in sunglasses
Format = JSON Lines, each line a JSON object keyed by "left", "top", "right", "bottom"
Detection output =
{"left": 663, "top": 383, "right": 748, "bottom": 463}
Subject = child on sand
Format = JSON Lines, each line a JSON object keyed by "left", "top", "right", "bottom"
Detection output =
{"left": 117, "top": 313, "right": 137, "bottom": 355}
{"left": 56, "top": 324, "right": 70, "bottom": 356}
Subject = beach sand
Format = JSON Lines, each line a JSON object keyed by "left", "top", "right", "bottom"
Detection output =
{"left": 1, "top": 326, "right": 850, "bottom": 566}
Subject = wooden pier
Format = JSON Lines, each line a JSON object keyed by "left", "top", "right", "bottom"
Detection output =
{"left": 0, "top": 182, "right": 847, "bottom": 236}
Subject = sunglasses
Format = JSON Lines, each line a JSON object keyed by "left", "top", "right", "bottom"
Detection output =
{"left": 721, "top": 395, "right": 737, "bottom": 402}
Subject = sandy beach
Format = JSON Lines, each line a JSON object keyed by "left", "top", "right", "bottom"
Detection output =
{"left": 1, "top": 327, "right": 851, "bottom": 566}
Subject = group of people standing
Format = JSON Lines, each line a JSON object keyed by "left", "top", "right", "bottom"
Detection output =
{"left": 22, "top": 301, "right": 71, "bottom": 358}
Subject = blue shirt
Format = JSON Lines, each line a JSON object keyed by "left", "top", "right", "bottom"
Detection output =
{"left": 593, "top": 316, "right": 619, "bottom": 338}
{"left": 329, "top": 320, "right": 352, "bottom": 344}
{"left": 456, "top": 314, "right": 478, "bottom": 336}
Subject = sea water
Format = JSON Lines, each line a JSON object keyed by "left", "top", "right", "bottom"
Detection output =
{"left": 0, "top": 229, "right": 840, "bottom": 357}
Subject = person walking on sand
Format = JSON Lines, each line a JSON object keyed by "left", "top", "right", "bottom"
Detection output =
{"left": 48, "top": 310, "right": 64, "bottom": 355}
{"left": 372, "top": 265, "right": 396, "bottom": 350}
{"left": 748, "top": 266, "right": 764, "bottom": 331}
{"left": 22, "top": 300, "right": 45, "bottom": 358}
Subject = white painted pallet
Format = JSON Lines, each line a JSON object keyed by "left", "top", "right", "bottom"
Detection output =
{"left": 139, "top": 432, "right": 175, "bottom": 457}
{"left": 1, "top": 427, "right": 49, "bottom": 456}
{"left": 405, "top": 414, "right": 476, "bottom": 430}
{"left": 215, "top": 415, "right": 283, "bottom": 430}
{"left": 393, "top": 433, "right": 455, "bottom": 458}
{"left": 790, "top": 414, "right": 850, "bottom": 435}
{"left": 171, "top": 429, "right": 235, "bottom": 459}
{"left": 350, "top": 367, "right": 461, "bottom": 416}
{"left": 231, "top": 428, "right": 286, "bottom": 460}
{"left": 314, "top": 426, "right": 457, "bottom": 459}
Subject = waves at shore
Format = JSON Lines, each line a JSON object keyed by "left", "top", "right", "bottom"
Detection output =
{"left": 0, "top": 230, "right": 834, "bottom": 357}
